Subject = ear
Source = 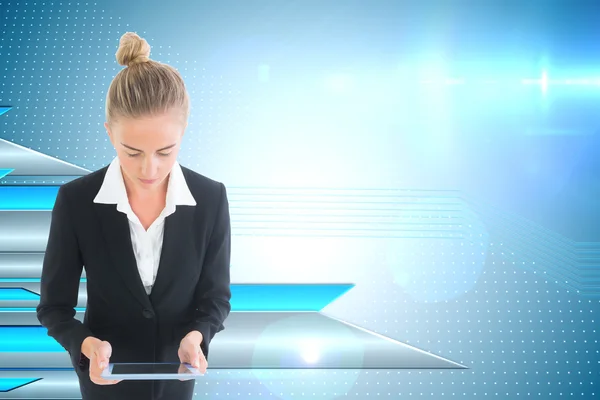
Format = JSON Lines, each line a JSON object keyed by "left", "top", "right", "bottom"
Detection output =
{"left": 181, "top": 121, "right": 188, "bottom": 138}
{"left": 104, "top": 122, "right": 115, "bottom": 146}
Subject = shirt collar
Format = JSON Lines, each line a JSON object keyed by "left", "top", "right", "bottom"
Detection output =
{"left": 93, "top": 157, "right": 196, "bottom": 213}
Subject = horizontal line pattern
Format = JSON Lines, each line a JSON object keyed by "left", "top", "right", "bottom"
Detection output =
{"left": 226, "top": 188, "right": 468, "bottom": 238}
{"left": 0, "top": 187, "right": 470, "bottom": 238}
{"left": 2, "top": 186, "right": 597, "bottom": 293}
{"left": 465, "top": 196, "right": 600, "bottom": 297}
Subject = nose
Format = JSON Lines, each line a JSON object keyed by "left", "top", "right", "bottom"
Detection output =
{"left": 140, "top": 155, "right": 158, "bottom": 177}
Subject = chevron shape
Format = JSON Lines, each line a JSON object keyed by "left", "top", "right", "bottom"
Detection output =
{"left": 0, "top": 138, "right": 90, "bottom": 176}
{"left": 0, "top": 313, "right": 467, "bottom": 369}
{"left": 0, "top": 284, "right": 355, "bottom": 312}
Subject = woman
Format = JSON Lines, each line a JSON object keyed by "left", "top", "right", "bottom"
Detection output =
{"left": 36, "top": 32, "right": 232, "bottom": 400}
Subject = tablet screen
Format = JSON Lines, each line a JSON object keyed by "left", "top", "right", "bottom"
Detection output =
{"left": 112, "top": 363, "right": 192, "bottom": 375}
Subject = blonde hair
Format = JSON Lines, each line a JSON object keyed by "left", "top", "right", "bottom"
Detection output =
{"left": 105, "top": 32, "right": 190, "bottom": 126}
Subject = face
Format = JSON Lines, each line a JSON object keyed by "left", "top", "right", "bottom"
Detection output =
{"left": 105, "top": 109, "right": 186, "bottom": 194}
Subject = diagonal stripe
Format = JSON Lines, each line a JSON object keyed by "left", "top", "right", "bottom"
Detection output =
{"left": 0, "top": 313, "right": 467, "bottom": 370}
{"left": 0, "top": 378, "right": 41, "bottom": 392}
{"left": 0, "top": 106, "right": 11, "bottom": 117}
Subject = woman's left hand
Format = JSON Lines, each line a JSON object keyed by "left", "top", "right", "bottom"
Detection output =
{"left": 178, "top": 330, "right": 208, "bottom": 374}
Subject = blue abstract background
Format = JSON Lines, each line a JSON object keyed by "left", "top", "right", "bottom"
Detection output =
{"left": 1, "top": 0, "right": 599, "bottom": 398}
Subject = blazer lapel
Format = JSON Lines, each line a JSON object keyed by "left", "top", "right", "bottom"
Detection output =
{"left": 94, "top": 204, "right": 153, "bottom": 310}
{"left": 150, "top": 206, "right": 196, "bottom": 304}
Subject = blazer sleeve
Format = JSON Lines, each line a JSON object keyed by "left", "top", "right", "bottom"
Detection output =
{"left": 36, "top": 184, "right": 94, "bottom": 372}
{"left": 184, "top": 182, "right": 232, "bottom": 359}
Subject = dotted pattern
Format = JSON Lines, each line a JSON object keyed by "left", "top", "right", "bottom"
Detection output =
{"left": 0, "top": 175, "right": 79, "bottom": 185}
{"left": 1, "top": 2, "right": 599, "bottom": 399}
{"left": 0, "top": 1, "right": 246, "bottom": 183}
{"left": 321, "top": 245, "right": 600, "bottom": 399}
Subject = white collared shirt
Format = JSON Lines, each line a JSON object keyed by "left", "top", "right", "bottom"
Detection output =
{"left": 93, "top": 157, "right": 196, "bottom": 294}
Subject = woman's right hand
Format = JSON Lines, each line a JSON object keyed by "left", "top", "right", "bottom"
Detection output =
{"left": 82, "top": 337, "right": 121, "bottom": 385}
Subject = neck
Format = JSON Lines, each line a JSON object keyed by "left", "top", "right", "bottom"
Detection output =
{"left": 123, "top": 174, "right": 169, "bottom": 203}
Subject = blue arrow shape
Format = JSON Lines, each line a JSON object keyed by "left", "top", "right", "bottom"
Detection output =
{"left": 0, "top": 186, "right": 59, "bottom": 210}
{"left": 0, "top": 327, "right": 65, "bottom": 351}
{"left": 0, "top": 284, "right": 355, "bottom": 311}
{"left": 0, "top": 288, "right": 39, "bottom": 301}
{"left": 0, "top": 106, "right": 11, "bottom": 117}
{"left": 0, "top": 283, "right": 350, "bottom": 350}
{"left": 0, "top": 308, "right": 85, "bottom": 312}
{"left": 0, "top": 378, "right": 41, "bottom": 392}
{"left": 230, "top": 283, "right": 354, "bottom": 311}
{"left": 0, "top": 169, "right": 14, "bottom": 180}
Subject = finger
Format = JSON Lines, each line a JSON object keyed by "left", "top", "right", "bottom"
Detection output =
{"left": 199, "top": 355, "right": 208, "bottom": 374}
{"left": 178, "top": 362, "right": 194, "bottom": 381}
{"left": 89, "top": 361, "right": 117, "bottom": 384}
{"left": 89, "top": 361, "right": 102, "bottom": 377}
{"left": 96, "top": 342, "right": 112, "bottom": 368}
{"left": 91, "top": 376, "right": 120, "bottom": 385}
{"left": 94, "top": 351, "right": 107, "bottom": 369}
{"left": 99, "top": 380, "right": 120, "bottom": 385}
{"left": 182, "top": 348, "right": 198, "bottom": 369}
{"left": 90, "top": 377, "right": 105, "bottom": 385}
{"left": 178, "top": 350, "right": 191, "bottom": 364}
{"left": 178, "top": 363, "right": 187, "bottom": 376}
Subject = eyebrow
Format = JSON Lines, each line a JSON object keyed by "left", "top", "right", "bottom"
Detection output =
{"left": 121, "top": 143, "right": 176, "bottom": 152}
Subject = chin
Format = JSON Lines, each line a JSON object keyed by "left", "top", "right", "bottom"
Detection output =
{"left": 138, "top": 177, "right": 161, "bottom": 186}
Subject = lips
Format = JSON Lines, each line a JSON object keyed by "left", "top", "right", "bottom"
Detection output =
{"left": 139, "top": 178, "right": 158, "bottom": 184}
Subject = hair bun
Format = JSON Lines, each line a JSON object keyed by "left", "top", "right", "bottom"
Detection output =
{"left": 116, "top": 32, "right": 151, "bottom": 67}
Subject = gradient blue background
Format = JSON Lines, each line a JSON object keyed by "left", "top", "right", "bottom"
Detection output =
{"left": 1, "top": 0, "right": 600, "bottom": 398}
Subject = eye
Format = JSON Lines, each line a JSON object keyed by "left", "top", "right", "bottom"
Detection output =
{"left": 158, "top": 152, "right": 172, "bottom": 157}
{"left": 126, "top": 152, "right": 141, "bottom": 157}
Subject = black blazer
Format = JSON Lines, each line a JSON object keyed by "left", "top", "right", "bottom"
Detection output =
{"left": 36, "top": 164, "right": 232, "bottom": 400}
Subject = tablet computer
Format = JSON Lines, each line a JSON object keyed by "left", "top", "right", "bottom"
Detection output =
{"left": 101, "top": 362, "right": 203, "bottom": 380}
